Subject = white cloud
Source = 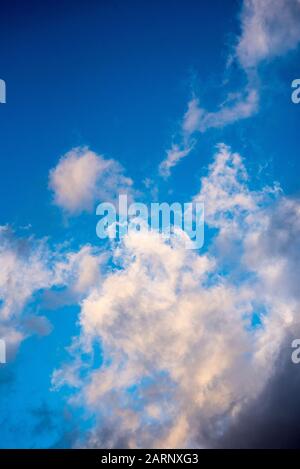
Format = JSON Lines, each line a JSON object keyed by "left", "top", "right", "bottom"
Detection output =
{"left": 182, "top": 98, "right": 204, "bottom": 134}
{"left": 236, "top": 0, "right": 300, "bottom": 69}
{"left": 159, "top": 143, "right": 194, "bottom": 179}
{"left": 193, "top": 143, "right": 272, "bottom": 228}
{"left": 54, "top": 244, "right": 107, "bottom": 297}
{"left": 49, "top": 147, "right": 134, "bottom": 215}
{"left": 159, "top": 0, "right": 300, "bottom": 178}
{"left": 0, "top": 226, "right": 107, "bottom": 359}
{"left": 159, "top": 90, "right": 258, "bottom": 179}
{"left": 186, "top": 90, "right": 258, "bottom": 134}
{"left": 0, "top": 227, "right": 54, "bottom": 357}
{"left": 53, "top": 144, "right": 300, "bottom": 449}
{"left": 0, "top": 227, "right": 53, "bottom": 322}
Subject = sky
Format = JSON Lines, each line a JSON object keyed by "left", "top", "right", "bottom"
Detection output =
{"left": 0, "top": 0, "right": 300, "bottom": 448}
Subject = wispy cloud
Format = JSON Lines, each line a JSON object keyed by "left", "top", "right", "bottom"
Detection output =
{"left": 159, "top": 143, "right": 194, "bottom": 179}
{"left": 159, "top": 0, "right": 300, "bottom": 178}
{"left": 183, "top": 90, "right": 258, "bottom": 134}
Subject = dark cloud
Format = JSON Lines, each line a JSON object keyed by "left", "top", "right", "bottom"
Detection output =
{"left": 212, "top": 333, "right": 300, "bottom": 448}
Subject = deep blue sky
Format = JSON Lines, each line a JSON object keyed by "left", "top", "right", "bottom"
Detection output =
{"left": 1, "top": 1, "right": 299, "bottom": 233}
{"left": 0, "top": 0, "right": 238, "bottom": 235}
{"left": 0, "top": 0, "right": 299, "bottom": 448}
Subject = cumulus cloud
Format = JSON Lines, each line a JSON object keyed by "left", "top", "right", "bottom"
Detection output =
{"left": 0, "top": 227, "right": 55, "bottom": 322}
{"left": 0, "top": 226, "right": 107, "bottom": 359}
{"left": 49, "top": 147, "right": 134, "bottom": 215}
{"left": 0, "top": 226, "right": 55, "bottom": 357}
{"left": 236, "top": 0, "right": 300, "bottom": 69}
{"left": 49, "top": 244, "right": 107, "bottom": 306}
{"left": 52, "top": 144, "right": 300, "bottom": 448}
{"left": 54, "top": 228, "right": 254, "bottom": 448}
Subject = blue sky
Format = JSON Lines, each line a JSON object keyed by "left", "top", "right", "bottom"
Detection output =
{"left": 1, "top": 0, "right": 300, "bottom": 449}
